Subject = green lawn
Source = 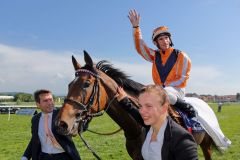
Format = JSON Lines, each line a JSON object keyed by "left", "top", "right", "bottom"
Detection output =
{"left": 0, "top": 103, "right": 239, "bottom": 160}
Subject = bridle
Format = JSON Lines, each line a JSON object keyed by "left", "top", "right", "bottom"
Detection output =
{"left": 64, "top": 68, "right": 101, "bottom": 114}
{"left": 65, "top": 69, "right": 111, "bottom": 115}
{"left": 64, "top": 69, "right": 117, "bottom": 128}
{"left": 63, "top": 68, "right": 118, "bottom": 160}
{"left": 64, "top": 68, "right": 117, "bottom": 122}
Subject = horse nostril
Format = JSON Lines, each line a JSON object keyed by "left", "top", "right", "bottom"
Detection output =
{"left": 59, "top": 121, "right": 68, "bottom": 130}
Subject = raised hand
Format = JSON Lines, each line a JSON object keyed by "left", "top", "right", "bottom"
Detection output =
{"left": 128, "top": 9, "right": 140, "bottom": 28}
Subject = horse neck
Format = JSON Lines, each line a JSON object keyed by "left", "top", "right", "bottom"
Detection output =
{"left": 106, "top": 101, "right": 144, "bottom": 138}
{"left": 98, "top": 71, "right": 144, "bottom": 138}
{"left": 98, "top": 71, "right": 118, "bottom": 97}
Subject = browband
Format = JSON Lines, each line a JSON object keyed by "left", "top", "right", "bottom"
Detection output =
{"left": 75, "top": 69, "right": 100, "bottom": 78}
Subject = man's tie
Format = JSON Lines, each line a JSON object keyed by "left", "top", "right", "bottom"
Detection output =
{"left": 44, "top": 114, "right": 61, "bottom": 148}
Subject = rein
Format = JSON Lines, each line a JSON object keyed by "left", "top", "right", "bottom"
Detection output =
{"left": 86, "top": 94, "right": 122, "bottom": 135}
{"left": 79, "top": 126, "right": 101, "bottom": 160}
{"left": 87, "top": 128, "right": 122, "bottom": 135}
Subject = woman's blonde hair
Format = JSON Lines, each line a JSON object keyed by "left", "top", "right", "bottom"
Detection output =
{"left": 139, "top": 84, "right": 169, "bottom": 106}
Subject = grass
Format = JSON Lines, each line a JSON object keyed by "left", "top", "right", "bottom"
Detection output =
{"left": 0, "top": 103, "right": 239, "bottom": 160}
{"left": 201, "top": 103, "right": 240, "bottom": 160}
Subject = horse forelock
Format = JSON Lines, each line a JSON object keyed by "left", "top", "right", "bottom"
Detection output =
{"left": 95, "top": 60, "right": 144, "bottom": 94}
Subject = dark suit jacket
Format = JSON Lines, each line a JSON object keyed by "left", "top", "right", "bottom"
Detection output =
{"left": 119, "top": 97, "right": 198, "bottom": 160}
{"left": 23, "top": 109, "right": 81, "bottom": 160}
{"left": 162, "top": 116, "right": 198, "bottom": 160}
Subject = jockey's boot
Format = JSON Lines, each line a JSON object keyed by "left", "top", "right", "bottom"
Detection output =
{"left": 174, "top": 98, "right": 197, "bottom": 118}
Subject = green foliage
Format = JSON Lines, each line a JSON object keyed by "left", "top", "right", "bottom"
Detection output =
{"left": 0, "top": 104, "right": 239, "bottom": 160}
{"left": 11, "top": 93, "right": 63, "bottom": 104}
{"left": 14, "top": 93, "right": 34, "bottom": 102}
{"left": 16, "top": 99, "right": 21, "bottom": 105}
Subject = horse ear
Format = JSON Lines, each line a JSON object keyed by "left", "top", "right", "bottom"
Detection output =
{"left": 83, "top": 50, "right": 93, "bottom": 67}
{"left": 72, "top": 55, "right": 81, "bottom": 71}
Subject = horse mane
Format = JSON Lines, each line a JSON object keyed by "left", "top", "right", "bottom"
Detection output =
{"left": 95, "top": 60, "right": 144, "bottom": 95}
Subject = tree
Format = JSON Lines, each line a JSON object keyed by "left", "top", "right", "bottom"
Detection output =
{"left": 14, "top": 93, "right": 34, "bottom": 102}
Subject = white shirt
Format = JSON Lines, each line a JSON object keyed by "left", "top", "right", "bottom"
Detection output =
{"left": 38, "top": 112, "right": 64, "bottom": 154}
{"left": 142, "top": 119, "right": 168, "bottom": 160}
{"left": 21, "top": 112, "right": 65, "bottom": 160}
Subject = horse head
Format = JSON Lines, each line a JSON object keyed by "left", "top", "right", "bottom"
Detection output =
{"left": 55, "top": 51, "right": 119, "bottom": 136}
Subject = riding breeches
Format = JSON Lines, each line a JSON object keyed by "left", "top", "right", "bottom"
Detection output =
{"left": 164, "top": 86, "right": 185, "bottom": 105}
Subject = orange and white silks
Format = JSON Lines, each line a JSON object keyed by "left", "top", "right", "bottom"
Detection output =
{"left": 133, "top": 27, "right": 191, "bottom": 88}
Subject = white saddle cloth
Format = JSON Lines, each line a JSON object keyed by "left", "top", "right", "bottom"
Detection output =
{"left": 184, "top": 97, "right": 231, "bottom": 151}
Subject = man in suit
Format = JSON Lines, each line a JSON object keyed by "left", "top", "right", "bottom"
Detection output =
{"left": 21, "top": 89, "right": 81, "bottom": 160}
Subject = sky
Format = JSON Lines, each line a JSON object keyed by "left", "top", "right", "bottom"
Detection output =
{"left": 0, "top": 0, "right": 240, "bottom": 96}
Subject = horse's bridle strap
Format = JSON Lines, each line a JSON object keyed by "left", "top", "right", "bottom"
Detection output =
{"left": 64, "top": 69, "right": 101, "bottom": 113}
{"left": 64, "top": 98, "right": 87, "bottom": 111}
{"left": 75, "top": 69, "right": 100, "bottom": 78}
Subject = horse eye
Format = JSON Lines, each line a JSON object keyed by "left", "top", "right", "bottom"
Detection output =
{"left": 83, "top": 81, "right": 91, "bottom": 88}
{"left": 76, "top": 112, "right": 81, "bottom": 119}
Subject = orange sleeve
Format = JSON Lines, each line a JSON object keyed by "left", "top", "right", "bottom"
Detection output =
{"left": 133, "top": 27, "right": 155, "bottom": 62}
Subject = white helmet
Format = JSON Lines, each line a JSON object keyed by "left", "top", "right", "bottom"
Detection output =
{"left": 152, "top": 26, "right": 173, "bottom": 46}
{"left": 152, "top": 26, "right": 171, "bottom": 41}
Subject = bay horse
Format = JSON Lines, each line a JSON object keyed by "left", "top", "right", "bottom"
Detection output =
{"left": 55, "top": 51, "right": 214, "bottom": 160}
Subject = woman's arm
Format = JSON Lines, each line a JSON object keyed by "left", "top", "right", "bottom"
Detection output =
{"left": 117, "top": 87, "right": 147, "bottom": 127}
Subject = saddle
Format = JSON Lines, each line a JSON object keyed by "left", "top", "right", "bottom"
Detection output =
{"left": 168, "top": 106, "right": 204, "bottom": 134}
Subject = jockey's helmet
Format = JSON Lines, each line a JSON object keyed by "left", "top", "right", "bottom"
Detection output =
{"left": 152, "top": 26, "right": 173, "bottom": 46}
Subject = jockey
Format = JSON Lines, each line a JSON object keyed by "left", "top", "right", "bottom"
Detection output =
{"left": 128, "top": 9, "right": 197, "bottom": 118}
